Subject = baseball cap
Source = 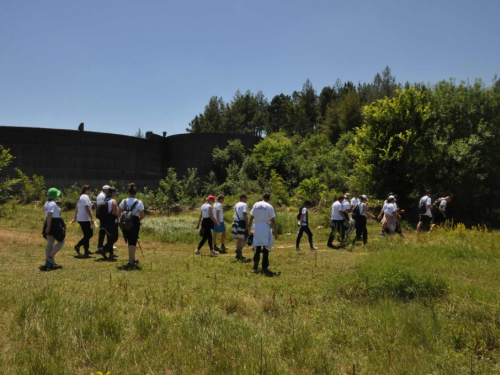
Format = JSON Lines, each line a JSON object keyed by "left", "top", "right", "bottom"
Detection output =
{"left": 361, "top": 194, "right": 368, "bottom": 200}
{"left": 207, "top": 195, "right": 215, "bottom": 200}
{"left": 388, "top": 195, "right": 395, "bottom": 200}
{"left": 102, "top": 185, "right": 110, "bottom": 190}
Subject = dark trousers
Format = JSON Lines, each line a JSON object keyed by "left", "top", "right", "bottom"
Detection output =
{"left": 328, "top": 220, "right": 346, "bottom": 245}
{"left": 254, "top": 246, "right": 270, "bottom": 270}
{"left": 296, "top": 225, "right": 313, "bottom": 248}
{"left": 198, "top": 218, "right": 213, "bottom": 251}
{"left": 97, "top": 228, "right": 106, "bottom": 248}
{"left": 103, "top": 223, "right": 119, "bottom": 254}
{"left": 77, "top": 221, "right": 94, "bottom": 252}
{"left": 355, "top": 216, "right": 368, "bottom": 244}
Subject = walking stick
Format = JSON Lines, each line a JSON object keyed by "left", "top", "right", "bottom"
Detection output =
{"left": 137, "top": 240, "right": 145, "bottom": 258}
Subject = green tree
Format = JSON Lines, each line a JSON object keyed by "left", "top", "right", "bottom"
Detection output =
{"left": 297, "top": 177, "right": 327, "bottom": 205}
{"left": 0, "top": 146, "right": 16, "bottom": 204}
{"left": 155, "top": 168, "right": 182, "bottom": 214}
{"left": 269, "top": 170, "right": 289, "bottom": 206}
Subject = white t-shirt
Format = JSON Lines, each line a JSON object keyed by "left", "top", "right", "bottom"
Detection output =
{"left": 96, "top": 191, "right": 106, "bottom": 205}
{"left": 351, "top": 197, "right": 360, "bottom": 208}
{"left": 213, "top": 202, "right": 224, "bottom": 222}
{"left": 77, "top": 194, "right": 92, "bottom": 222}
{"left": 298, "top": 207, "right": 308, "bottom": 225}
{"left": 358, "top": 202, "right": 366, "bottom": 216}
{"left": 45, "top": 200, "right": 61, "bottom": 218}
{"left": 331, "top": 201, "right": 344, "bottom": 221}
{"left": 119, "top": 198, "right": 144, "bottom": 217}
{"left": 200, "top": 203, "right": 212, "bottom": 218}
{"left": 384, "top": 203, "right": 397, "bottom": 216}
{"left": 233, "top": 202, "right": 248, "bottom": 221}
{"left": 420, "top": 196, "right": 432, "bottom": 217}
{"left": 342, "top": 199, "right": 351, "bottom": 213}
{"left": 440, "top": 199, "right": 447, "bottom": 212}
{"left": 251, "top": 201, "right": 276, "bottom": 224}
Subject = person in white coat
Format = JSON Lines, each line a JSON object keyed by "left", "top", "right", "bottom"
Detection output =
{"left": 247, "top": 193, "right": 278, "bottom": 274}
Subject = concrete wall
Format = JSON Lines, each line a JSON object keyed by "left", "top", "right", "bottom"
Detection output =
{"left": 0, "top": 126, "right": 260, "bottom": 190}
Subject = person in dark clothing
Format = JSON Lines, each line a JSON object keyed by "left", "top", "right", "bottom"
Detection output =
{"left": 96, "top": 187, "right": 120, "bottom": 260}
{"left": 352, "top": 195, "right": 375, "bottom": 246}
{"left": 295, "top": 200, "right": 318, "bottom": 251}
{"left": 69, "top": 185, "right": 94, "bottom": 257}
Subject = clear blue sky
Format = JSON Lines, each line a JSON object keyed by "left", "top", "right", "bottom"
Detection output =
{"left": 1, "top": 0, "right": 499, "bottom": 136}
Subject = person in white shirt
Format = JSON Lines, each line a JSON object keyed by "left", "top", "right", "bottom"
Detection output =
{"left": 417, "top": 190, "right": 433, "bottom": 233}
{"left": 96, "top": 187, "right": 120, "bottom": 260}
{"left": 352, "top": 195, "right": 375, "bottom": 246}
{"left": 195, "top": 195, "right": 220, "bottom": 256}
{"left": 118, "top": 183, "right": 145, "bottom": 269}
{"left": 212, "top": 195, "right": 227, "bottom": 253}
{"left": 431, "top": 196, "right": 452, "bottom": 231}
{"left": 231, "top": 194, "right": 249, "bottom": 260}
{"left": 327, "top": 195, "right": 349, "bottom": 248}
{"left": 295, "top": 200, "right": 318, "bottom": 251}
{"left": 247, "top": 193, "right": 278, "bottom": 274}
{"left": 383, "top": 196, "right": 399, "bottom": 234}
{"left": 42, "top": 188, "right": 66, "bottom": 268}
{"left": 69, "top": 185, "right": 94, "bottom": 256}
{"left": 350, "top": 191, "right": 360, "bottom": 211}
{"left": 96, "top": 185, "right": 110, "bottom": 252}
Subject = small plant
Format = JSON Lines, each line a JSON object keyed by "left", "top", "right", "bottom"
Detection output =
{"left": 14, "top": 168, "right": 46, "bottom": 203}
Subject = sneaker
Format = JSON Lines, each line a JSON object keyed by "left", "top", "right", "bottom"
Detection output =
{"left": 84, "top": 250, "right": 93, "bottom": 256}
{"left": 109, "top": 253, "right": 118, "bottom": 259}
{"left": 310, "top": 246, "right": 318, "bottom": 250}
{"left": 327, "top": 244, "right": 335, "bottom": 249}
{"left": 46, "top": 257, "right": 56, "bottom": 266}
{"left": 221, "top": 244, "right": 227, "bottom": 251}
{"left": 194, "top": 249, "right": 201, "bottom": 255}
{"left": 210, "top": 250, "right": 219, "bottom": 257}
{"left": 214, "top": 245, "right": 221, "bottom": 252}
{"left": 74, "top": 245, "right": 81, "bottom": 255}
{"left": 219, "top": 248, "right": 227, "bottom": 254}
{"left": 295, "top": 247, "right": 303, "bottom": 251}
{"left": 113, "top": 246, "right": 117, "bottom": 249}
{"left": 96, "top": 248, "right": 105, "bottom": 255}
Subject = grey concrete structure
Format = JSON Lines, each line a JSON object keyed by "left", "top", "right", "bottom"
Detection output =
{"left": 0, "top": 126, "right": 259, "bottom": 189}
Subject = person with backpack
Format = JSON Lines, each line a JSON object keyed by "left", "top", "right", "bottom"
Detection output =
{"left": 295, "top": 200, "right": 318, "bottom": 251}
{"left": 118, "top": 183, "right": 145, "bottom": 269}
{"left": 69, "top": 185, "right": 94, "bottom": 257}
{"left": 351, "top": 195, "right": 375, "bottom": 246}
{"left": 212, "top": 195, "right": 227, "bottom": 254}
{"left": 96, "top": 187, "right": 120, "bottom": 260}
{"left": 96, "top": 185, "right": 110, "bottom": 253}
{"left": 417, "top": 190, "right": 432, "bottom": 233}
{"left": 327, "top": 195, "right": 349, "bottom": 248}
{"left": 231, "top": 194, "right": 249, "bottom": 260}
{"left": 430, "top": 196, "right": 453, "bottom": 231}
{"left": 195, "top": 195, "right": 220, "bottom": 256}
{"left": 42, "top": 188, "right": 66, "bottom": 269}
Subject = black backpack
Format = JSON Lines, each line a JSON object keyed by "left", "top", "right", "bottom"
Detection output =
{"left": 352, "top": 204, "right": 361, "bottom": 220}
{"left": 418, "top": 197, "right": 427, "bottom": 214}
{"left": 96, "top": 198, "right": 112, "bottom": 220}
{"left": 119, "top": 200, "right": 139, "bottom": 230}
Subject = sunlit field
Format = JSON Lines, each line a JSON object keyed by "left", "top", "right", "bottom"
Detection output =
{"left": 1, "top": 203, "right": 500, "bottom": 374}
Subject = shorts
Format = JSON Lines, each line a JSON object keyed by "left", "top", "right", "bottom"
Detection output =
{"left": 214, "top": 222, "right": 226, "bottom": 233}
{"left": 432, "top": 213, "right": 445, "bottom": 224}
{"left": 231, "top": 220, "right": 248, "bottom": 239}
{"left": 419, "top": 215, "right": 431, "bottom": 223}
{"left": 122, "top": 217, "right": 140, "bottom": 246}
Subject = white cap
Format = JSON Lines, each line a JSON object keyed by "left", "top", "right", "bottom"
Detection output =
{"left": 102, "top": 185, "right": 110, "bottom": 190}
{"left": 388, "top": 195, "right": 395, "bottom": 200}
{"left": 361, "top": 194, "right": 368, "bottom": 200}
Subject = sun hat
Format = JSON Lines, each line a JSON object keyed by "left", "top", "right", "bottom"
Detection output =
{"left": 207, "top": 195, "right": 215, "bottom": 200}
{"left": 47, "top": 188, "right": 61, "bottom": 200}
{"left": 102, "top": 185, "right": 110, "bottom": 190}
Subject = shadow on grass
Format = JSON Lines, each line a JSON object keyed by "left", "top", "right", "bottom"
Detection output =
{"left": 39, "top": 264, "right": 63, "bottom": 272}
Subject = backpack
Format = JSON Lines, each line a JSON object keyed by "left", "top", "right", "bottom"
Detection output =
{"left": 297, "top": 207, "right": 308, "bottom": 224}
{"left": 418, "top": 197, "right": 427, "bottom": 214}
{"left": 119, "top": 200, "right": 139, "bottom": 230}
{"left": 96, "top": 198, "right": 111, "bottom": 220}
{"left": 352, "top": 204, "right": 361, "bottom": 220}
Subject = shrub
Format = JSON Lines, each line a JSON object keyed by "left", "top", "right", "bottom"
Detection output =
{"left": 14, "top": 168, "right": 46, "bottom": 203}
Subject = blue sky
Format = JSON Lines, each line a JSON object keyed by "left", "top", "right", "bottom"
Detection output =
{"left": 1, "top": 0, "right": 499, "bottom": 136}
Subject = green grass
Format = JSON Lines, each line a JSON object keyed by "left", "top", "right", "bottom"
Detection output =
{"left": 1, "top": 204, "right": 500, "bottom": 374}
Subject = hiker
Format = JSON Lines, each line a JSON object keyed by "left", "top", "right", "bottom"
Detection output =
{"left": 212, "top": 195, "right": 227, "bottom": 253}
{"left": 352, "top": 195, "right": 375, "bottom": 246}
{"left": 69, "top": 185, "right": 94, "bottom": 257}
{"left": 195, "top": 195, "right": 220, "bottom": 256}
{"left": 295, "top": 200, "right": 318, "bottom": 251}
{"left": 96, "top": 185, "right": 110, "bottom": 253}
{"left": 350, "top": 191, "right": 360, "bottom": 211}
{"left": 327, "top": 195, "right": 349, "bottom": 248}
{"left": 248, "top": 193, "right": 278, "bottom": 274}
{"left": 383, "top": 196, "right": 399, "bottom": 234}
{"left": 417, "top": 190, "right": 433, "bottom": 233}
{"left": 377, "top": 193, "right": 393, "bottom": 237}
{"left": 42, "top": 188, "right": 66, "bottom": 268}
{"left": 431, "top": 196, "right": 452, "bottom": 231}
{"left": 97, "top": 187, "right": 120, "bottom": 259}
{"left": 394, "top": 195, "right": 405, "bottom": 237}
{"left": 344, "top": 193, "right": 353, "bottom": 219}
{"left": 118, "top": 183, "right": 145, "bottom": 269}
{"left": 231, "top": 194, "right": 249, "bottom": 260}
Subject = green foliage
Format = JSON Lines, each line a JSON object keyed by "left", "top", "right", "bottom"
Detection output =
{"left": 155, "top": 168, "right": 182, "bottom": 214}
{"left": 59, "top": 183, "right": 81, "bottom": 210}
{"left": 296, "top": 177, "right": 327, "bottom": 205}
{"left": 179, "top": 168, "right": 199, "bottom": 199}
{"left": 0, "top": 145, "right": 16, "bottom": 204}
{"left": 268, "top": 170, "right": 289, "bottom": 206}
{"left": 14, "top": 168, "right": 46, "bottom": 203}
{"left": 212, "top": 139, "right": 246, "bottom": 182}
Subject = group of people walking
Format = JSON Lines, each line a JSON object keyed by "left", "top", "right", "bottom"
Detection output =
{"left": 42, "top": 183, "right": 145, "bottom": 270}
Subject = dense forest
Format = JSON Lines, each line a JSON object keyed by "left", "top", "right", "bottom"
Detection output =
{"left": 187, "top": 67, "right": 500, "bottom": 223}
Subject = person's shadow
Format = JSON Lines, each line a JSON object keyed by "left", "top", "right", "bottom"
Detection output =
{"left": 39, "top": 264, "right": 63, "bottom": 272}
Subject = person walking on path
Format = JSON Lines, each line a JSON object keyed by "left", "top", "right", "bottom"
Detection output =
{"left": 212, "top": 195, "right": 227, "bottom": 253}
{"left": 383, "top": 196, "right": 399, "bottom": 234}
{"left": 417, "top": 190, "right": 433, "bottom": 233}
{"left": 351, "top": 195, "right": 375, "bottom": 247}
{"left": 42, "top": 188, "right": 66, "bottom": 268}
{"left": 248, "top": 193, "right": 278, "bottom": 274}
{"left": 231, "top": 194, "right": 249, "bottom": 260}
{"left": 295, "top": 200, "right": 318, "bottom": 251}
{"left": 118, "top": 183, "right": 145, "bottom": 269}
{"left": 195, "top": 195, "right": 220, "bottom": 256}
{"left": 327, "top": 195, "right": 349, "bottom": 248}
{"left": 69, "top": 185, "right": 95, "bottom": 257}
{"left": 97, "top": 187, "right": 120, "bottom": 260}
{"left": 96, "top": 185, "right": 110, "bottom": 253}
{"left": 431, "top": 196, "right": 452, "bottom": 231}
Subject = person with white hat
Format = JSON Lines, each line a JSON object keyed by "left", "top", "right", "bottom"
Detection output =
{"left": 352, "top": 195, "right": 375, "bottom": 246}
{"left": 96, "top": 185, "right": 110, "bottom": 253}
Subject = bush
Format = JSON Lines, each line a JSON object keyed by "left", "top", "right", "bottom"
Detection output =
{"left": 14, "top": 168, "right": 46, "bottom": 203}
{"left": 58, "top": 183, "right": 81, "bottom": 210}
{"left": 0, "top": 146, "right": 16, "bottom": 204}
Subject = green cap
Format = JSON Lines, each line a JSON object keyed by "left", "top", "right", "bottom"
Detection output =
{"left": 47, "top": 188, "right": 61, "bottom": 200}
